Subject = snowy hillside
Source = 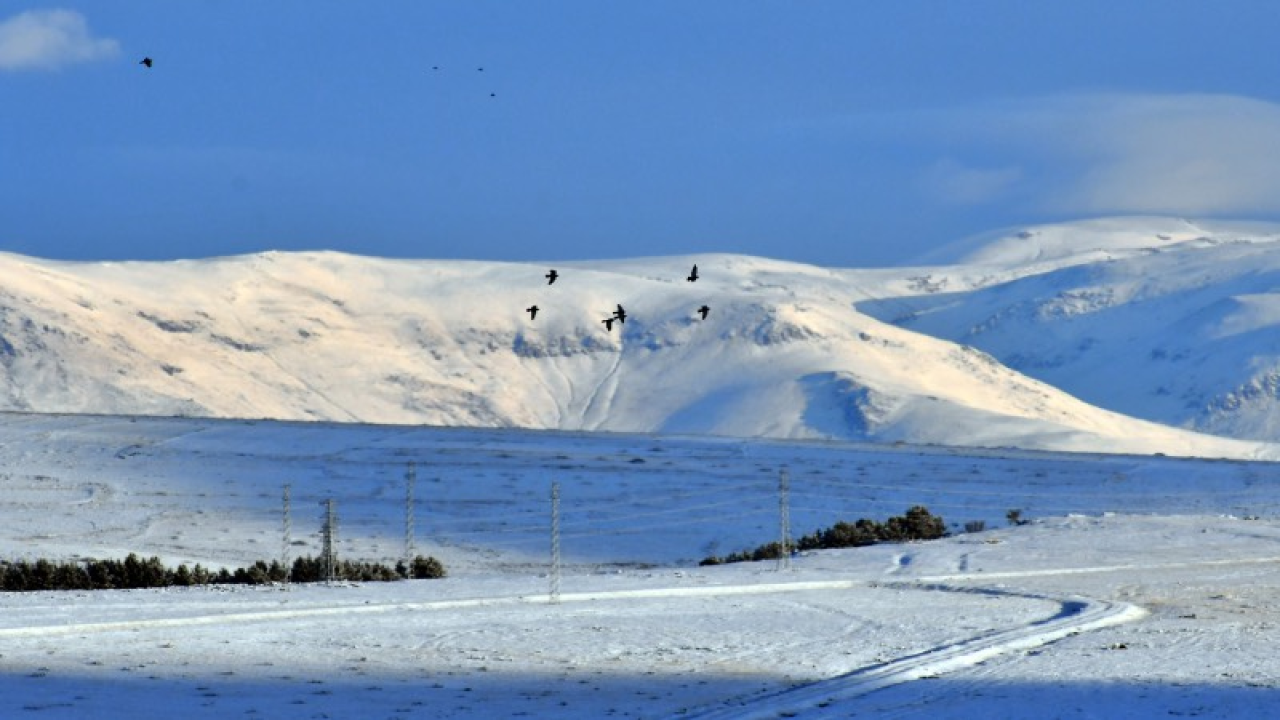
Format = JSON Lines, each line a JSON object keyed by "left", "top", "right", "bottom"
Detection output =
{"left": 0, "top": 247, "right": 1272, "bottom": 459}
{"left": 865, "top": 217, "right": 1280, "bottom": 442}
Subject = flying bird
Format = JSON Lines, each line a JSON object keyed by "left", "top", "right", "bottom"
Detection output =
{"left": 602, "top": 316, "right": 615, "bottom": 331}
{"left": 526, "top": 305, "right": 539, "bottom": 320}
{"left": 139, "top": 57, "right": 153, "bottom": 68}
{"left": 697, "top": 305, "right": 710, "bottom": 319}
{"left": 613, "top": 304, "right": 627, "bottom": 324}
{"left": 687, "top": 264, "right": 699, "bottom": 282}
{"left": 545, "top": 269, "right": 558, "bottom": 284}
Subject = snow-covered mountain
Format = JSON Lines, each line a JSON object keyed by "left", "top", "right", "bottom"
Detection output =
{"left": 0, "top": 235, "right": 1275, "bottom": 459}
{"left": 865, "top": 217, "right": 1280, "bottom": 443}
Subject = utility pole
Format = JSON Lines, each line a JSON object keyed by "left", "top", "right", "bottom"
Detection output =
{"left": 550, "top": 482, "right": 561, "bottom": 604}
{"left": 777, "top": 467, "right": 792, "bottom": 571}
{"left": 405, "top": 462, "right": 417, "bottom": 573}
{"left": 282, "top": 483, "right": 292, "bottom": 585}
{"left": 321, "top": 499, "right": 338, "bottom": 582}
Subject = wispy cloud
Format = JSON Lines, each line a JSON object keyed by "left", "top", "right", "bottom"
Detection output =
{"left": 913, "top": 93, "right": 1280, "bottom": 217}
{"left": 0, "top": 9, "right": 119, "bottom": 71}
{"left": 1048, "top": 94, "right": 1280, "bottom": 215}
{"left": 920, "top": 158, "right": 1023, "bottom": 206}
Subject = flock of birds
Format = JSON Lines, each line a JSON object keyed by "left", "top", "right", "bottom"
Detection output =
{"left": 525, "top": 264, "right": 709, "bottom": 332}
{"left": 432, "top": 65, "right": 499, "bottom": 97}
{"left": 139, "top": 56, "right": 497, "bottom": 96}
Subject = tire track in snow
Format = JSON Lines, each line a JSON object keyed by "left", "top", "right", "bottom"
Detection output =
{"left": 920, "top": 554, "right": 1280, "bottom": 583}
{"left": 686, "top": 554, "right": 1280, "bottom": 719}
{"left": 0, "top": 579, "right": 867, "bottom": 640}
{"left": 686, "top": 584, "right": 1145, "bottom": 720}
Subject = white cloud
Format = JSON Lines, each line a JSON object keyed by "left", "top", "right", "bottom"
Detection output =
{"left": 0, "top": 9, "right": 120, "bottom": 71}
{"left": 918, "top": 93, "right": 1280, "bottom": 217}
{"left": 1051, "top": 94, "right": 1280, "bottom": 215}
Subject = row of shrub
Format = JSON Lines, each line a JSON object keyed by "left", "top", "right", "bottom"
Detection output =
{"left": 0, "top": 553, "right": 445, "bottom": 592}
{"left": 700, "top": 505, "right": 946, "bottom": 566}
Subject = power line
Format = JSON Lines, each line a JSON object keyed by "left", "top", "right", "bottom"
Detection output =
{"left": 558, "top": 509, "right": 774, "bottom": 540}
{"left": 566, "top": 496, "right": 772, "bottom": 526}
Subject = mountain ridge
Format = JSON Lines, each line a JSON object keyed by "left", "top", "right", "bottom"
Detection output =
{"left": 1, "top": 224, "right": 1277, "bottom": 459}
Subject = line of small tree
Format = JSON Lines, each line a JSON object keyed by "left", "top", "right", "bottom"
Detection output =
{"left": 700, "top": 505, "right": 947, "bottom": 566}
{"left": 0, "top": 553, "right": 445, "bottom": 592}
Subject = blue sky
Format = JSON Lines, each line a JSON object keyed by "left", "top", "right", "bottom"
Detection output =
{"left": 4, "top": 1, "right": 1280, "bottom": 267}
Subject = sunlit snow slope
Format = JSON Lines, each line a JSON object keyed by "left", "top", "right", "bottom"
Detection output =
{"left": 0, "top": 245, "right": 1272, "bottom": 458}
{"left": 864, "top": 217, "right": 1280, "bottom": 443}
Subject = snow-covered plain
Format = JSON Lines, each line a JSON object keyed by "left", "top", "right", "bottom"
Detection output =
{"left": 2, "top": 412, "right": 1280, "bottom": 718}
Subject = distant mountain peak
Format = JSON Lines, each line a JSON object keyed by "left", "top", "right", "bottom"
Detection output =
{"left": 919, "top": 216, "right": 1280, "bottom": 268}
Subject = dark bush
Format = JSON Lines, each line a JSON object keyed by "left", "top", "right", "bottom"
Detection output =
{"left": 410, "top": 555, "right": 447, "bottom": 579}
{"left": 0, "top": 552, "right": 446, "bottom": 593}
{"left": 702, "top": 506, "right": 947, "bottom": 566}
{"left": 291, "top": 555, "right": 326, "bottom": 583}
{"left": 892, "top": 505, "right": 946, "bottom": 541}
{"left": 797, "top": 518, "right": 881, "bottom": 551}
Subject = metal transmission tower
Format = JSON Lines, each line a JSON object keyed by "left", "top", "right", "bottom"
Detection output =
{"left": 320, "top": 499, "right": 338, "bottom": 582}
{"left": 282, "top": 483, "right": 292, "bottom": 585}
{"left": 405, "top": 462, "right": 417, "bottom": 572}
{"left": 550, "top": 482, "right": 562, "bottom": 604}
{"left": 777, "top": 467, "right": 792, "bottom": 571}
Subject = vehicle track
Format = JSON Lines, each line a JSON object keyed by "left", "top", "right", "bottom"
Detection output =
{"left": 685, "top": 555, "right": 1280, "bottom": 719}
{"left": 686, "top": 584, "right": 1144, "bottom": 720}
{"left": 0, "top": 578, "right": 868, "bottom": 639}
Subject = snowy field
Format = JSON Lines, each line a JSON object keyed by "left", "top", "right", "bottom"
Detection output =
{"left": 0, "top": 412, "right": 1279, "bottom": 717}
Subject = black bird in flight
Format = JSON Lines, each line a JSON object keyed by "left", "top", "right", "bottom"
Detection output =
{"left": 545, "top": 269, "right": 558, "bottom": 284}
{"left": 139, "top": 57, "right": 153, "bottom": 68}
{"left": 697, "top": 305, "right": 710, "bottom": 319}
{"left": 526, "top": 305, "right": 539, "bottom": 320}
{"left": 602, "top": 316, "right": 615, "bottom": 332}
{"left": 687, "top": 264, "right": 699, "bottom": 282}
{"left": 613, "top": 304, "right": 627, "bottom": 324}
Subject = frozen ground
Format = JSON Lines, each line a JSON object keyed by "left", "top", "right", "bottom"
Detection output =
{"left": 0, "top": 413, "right": 1278, "bottom": 718}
